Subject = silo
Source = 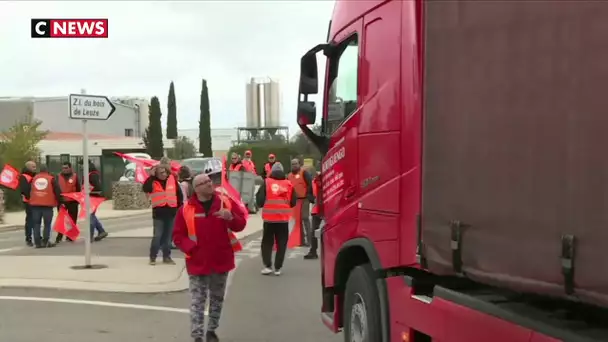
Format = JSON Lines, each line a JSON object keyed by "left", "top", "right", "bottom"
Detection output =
{"left": 263, "top": 80, "right": 281, "bottom": 127}
{"left": 245, "top": 79, "right": 261, "bottom": 128}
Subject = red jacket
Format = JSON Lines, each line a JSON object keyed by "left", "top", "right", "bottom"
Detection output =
{"left": 172, "top": 194, "right": 247, "bottom": 275}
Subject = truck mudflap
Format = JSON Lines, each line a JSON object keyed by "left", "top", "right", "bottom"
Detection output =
{"left": 385, "top": 274, "right": 608, "bottom": 342}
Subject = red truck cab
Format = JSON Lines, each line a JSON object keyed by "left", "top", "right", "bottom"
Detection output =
{"left": 296, "top": 0, "right": 608, "bottom": 341}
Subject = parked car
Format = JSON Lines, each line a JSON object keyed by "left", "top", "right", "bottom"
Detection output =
{"left": 119, "top": 153, "right": 152, "bottom": 181}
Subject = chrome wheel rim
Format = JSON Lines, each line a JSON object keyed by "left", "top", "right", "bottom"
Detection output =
{"left": 349, "top": 293, "right": 368, "bottom": 342}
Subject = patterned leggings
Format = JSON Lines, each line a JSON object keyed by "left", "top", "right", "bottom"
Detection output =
{"left": 189, "top": 273, "right": 229, "bottom": 338}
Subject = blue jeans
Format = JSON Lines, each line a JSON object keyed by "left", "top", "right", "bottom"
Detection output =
{"left": 90, "top": 212, "right": 105, "bottom": 238}
{"left": 31, "top": 206, "right": 54, "bottom": 244}
{"left": 150, "top": 217, "right": 174, "bottom": 260}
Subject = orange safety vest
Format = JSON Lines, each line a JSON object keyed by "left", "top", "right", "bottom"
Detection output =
{"left": 262, "top": 178, "right": 293, "bottom": 222}
{"left": 288, "top": 169, "right": 308, "bottom": 198}
{"left": 229, "top": 163, "right": 243, "bottom": 171}
{"left": 21, "top": 173, "right": 33, "bottom": 203}
{"left": 242, "top": 160, "right": 256, "bottom": 173}
{"left": 58, "top": 174, "right": 78, "bottom": 201}
{"left": 150, "top": 174, "right": 178, "bottom": 208}
{"left": 181, "top": 195, "right": 242, "bottom": 258}
{"left": 29, "top": 173, "right": 57, "bottom": 207}
{"left": 311, "top": 177, "right": 320, "bottom": 215}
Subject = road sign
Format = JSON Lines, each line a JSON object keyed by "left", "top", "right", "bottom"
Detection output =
{"left": 69, "top": 94, "right": 116, "bottom": 120}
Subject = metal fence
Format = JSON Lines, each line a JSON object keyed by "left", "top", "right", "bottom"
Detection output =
{"left": 37, "top": 153, "right": 127, "bottom": 199}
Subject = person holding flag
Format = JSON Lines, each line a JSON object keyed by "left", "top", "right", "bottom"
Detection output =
{"left": 55, "top": 161, "right": 80, "bottom": 243}
{"left": 256, "top": 162, "right": 297, "bottom": 276}
{"left": 88, "top": 161, "right": 108, "bottom": 242}
{"left": 172, "top": 173, "right": 246, "bottom": 342}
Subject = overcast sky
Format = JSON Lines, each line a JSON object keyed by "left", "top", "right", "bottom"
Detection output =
{"left": 0, "top": 1, "right": 333, "bottom": 132}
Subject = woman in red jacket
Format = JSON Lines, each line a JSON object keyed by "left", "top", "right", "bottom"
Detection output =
{"left": 172, "top": 173, "right": 247, "bottom": 342}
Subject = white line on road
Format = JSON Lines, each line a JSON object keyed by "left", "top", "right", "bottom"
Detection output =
{"left": 0, "top": 247, "right": 24, "bottom": 253}
{"left": 0, "top": 296, "right": 198, "bottom": 314}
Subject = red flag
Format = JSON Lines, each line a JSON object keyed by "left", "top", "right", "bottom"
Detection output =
{"left": 215, "top": 186, "right": 249, "bottom": 221}
{"left": 134, "top": 164, "right": 148, "bottom": 183}
{"left": 63, "top": 192, "right": 106, "bottom": 219}
{"left": 114, "top": 152, "right": 181, "bottom": 173}
{"left": 218, "top": 156, "right": 249, "bottom": 220}
{"left": 53, "top": 206, "right": 80, "bottom": 240}
{"left": 0, "top": 164, "right": 20, "bottom": 190}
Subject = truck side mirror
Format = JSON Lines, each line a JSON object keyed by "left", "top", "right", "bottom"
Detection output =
{"left": 299, "top": 53, "right": 319, "bottom": 95}
{"left": 298, "top": 44, "right": 331, "bottom": 95}
{"left": 297, "top": 101, "right": 316, "bottom": 125}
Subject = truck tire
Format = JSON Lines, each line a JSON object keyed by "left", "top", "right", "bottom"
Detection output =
{"left": 343, "top": 263, "right": 382, "bottom": 342}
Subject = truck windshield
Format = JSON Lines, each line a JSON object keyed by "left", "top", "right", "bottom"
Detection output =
{"left": 326, "top": 35, "right": 359, "bottom": 135}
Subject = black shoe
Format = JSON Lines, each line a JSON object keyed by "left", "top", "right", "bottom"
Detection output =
{"left": 206, "top": 330, "right": 219, "bottom": 342}
{"left": 94, "top": 232, "right": 108, "bottom": 241}
{"left": 26, "top": 240, "right": 33, "bottom": 247}
{"left": 304, "top": 253, "right": 318, "bottom": 260}
{"left": 163, "top": 258, "right": 176, "bottom": 265}
{"left": 45, "top": 241, "right": 56, "bottom": 248}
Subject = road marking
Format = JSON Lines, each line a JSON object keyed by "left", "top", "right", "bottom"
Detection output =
{"left": 0, "top": 296, "right": 198, "bottom": 314}
{"left": 0, "top": 247, "right": 24, "bottom": 253}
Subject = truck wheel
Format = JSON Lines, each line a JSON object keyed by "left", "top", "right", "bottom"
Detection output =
{"left": 343, "top": 264, "right": 382, "bottom": 342}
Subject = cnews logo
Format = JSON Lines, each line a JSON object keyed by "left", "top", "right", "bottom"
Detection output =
{"left": 31, "top": 19, "right": 108, "bottom": 38}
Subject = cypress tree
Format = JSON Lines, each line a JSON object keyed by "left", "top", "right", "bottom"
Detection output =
{"left": 146, "top": 96, "right": 164, "bottom": 159}
{"left": 198, "top": 79, "right": 213, "bottom": 156}
{"left": 166, "top": 81, "right": 178, "bottom": 139}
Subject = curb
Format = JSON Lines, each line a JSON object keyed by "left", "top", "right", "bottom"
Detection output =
{"left": 0, "top": 211, "right": 151, "bottom": 234}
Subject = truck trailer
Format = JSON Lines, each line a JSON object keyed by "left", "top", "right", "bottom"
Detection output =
{"left": 296, "top": 0, "right": 608, "bottom": 341}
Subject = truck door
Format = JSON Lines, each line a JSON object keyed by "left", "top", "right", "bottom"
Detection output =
{"left": 321, "top": 20, "right": 362, "bottom": 259}
{"left": 356, "top": 0, "right": 403, "bottom": 247}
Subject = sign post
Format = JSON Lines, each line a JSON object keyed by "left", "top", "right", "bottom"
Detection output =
{"left": 68, "top": 91, "right": 116, "bottom": 268}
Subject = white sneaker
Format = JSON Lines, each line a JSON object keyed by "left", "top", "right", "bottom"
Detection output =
{"left": 274, "top": 269, "right": 282, "bottom": 276}
{"left": 261, "top": 267, "right": 273, "bottom": 275}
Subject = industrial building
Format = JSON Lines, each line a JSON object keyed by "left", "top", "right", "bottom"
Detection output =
{"left": 177, "top": 128, "right": 238, "bottom": 157}
{"left": 0, "top": 96, "right": 164, "bottom": 158}
{"left": 0, "top": 96, "right": 148, "bottom": 137}
{"left": 241, "top": 77, "right": 288, "bottom": 143}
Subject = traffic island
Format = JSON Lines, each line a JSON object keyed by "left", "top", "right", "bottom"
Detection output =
{"left": 70, "top": 264, "right": 109, "bottom": 270}
{"left": 0, "top": 256, "right": 188, "bottom": 293}
{"left": 112, "top": 181, "right": 150, "bottom": 210}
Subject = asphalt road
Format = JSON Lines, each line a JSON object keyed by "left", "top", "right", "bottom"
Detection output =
{"left": 0, "top": 217, "right": 344, "bottom": 342}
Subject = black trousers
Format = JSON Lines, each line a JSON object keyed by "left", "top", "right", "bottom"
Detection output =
{"left": 309, "top": 215, "right": 322, "bottom": 254}
{"left": 24, "top": 204, "right": 33, "bottom": 242}
{"left": 261, "top": 222, "right": 289, "bottom": 270}
{"left": 56, "top": 201, "right": 79, "bottom": 241}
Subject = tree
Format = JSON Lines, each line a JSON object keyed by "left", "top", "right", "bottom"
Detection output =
{"left": 166, "top": 81, "right": 178, "bottom": 139}
{"left": 198, "top": 79, "right": 213, "bottom": 156}
{"left": 0, "top": 118, "right": 48, "bottom": 210}
{"left": 167, "top": 136, "right": 197, "bottom": 160}
{"left": 145, "top": 96, "right": 164, "bottom": 159}
{"left": 291, "top": 124, "right": 321, "bottom": 160}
